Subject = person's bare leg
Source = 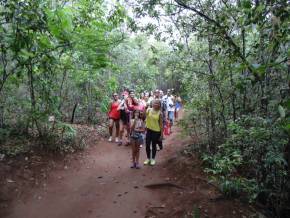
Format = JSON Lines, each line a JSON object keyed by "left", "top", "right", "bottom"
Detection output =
{"left": 115, "top": 120, "right": 120, "bottom": 142}
{"left": 131, "top": 140, "right": 136, "bottom": 168}
{"left": 118, "top": 121, "right": 124, "bottom": 145}
{"left": 125, "top": 125, "right": 130, "bottom": 146}
{"left": 135, "top": 144, "right": 140, "bottom": 168}
{"left": 115, "top": 120, "right": 120, "bottom": 137}
{"left": 108, "top": 119, "right": 113, "bottom": 141}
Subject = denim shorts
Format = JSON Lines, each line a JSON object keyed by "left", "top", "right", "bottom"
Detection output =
{"left": 168, "top": 111, "right": 174, "bottom": 123}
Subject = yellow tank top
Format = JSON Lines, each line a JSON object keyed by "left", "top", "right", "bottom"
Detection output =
{"left": 146, "top": 108, "right": 161, "bottom": 132}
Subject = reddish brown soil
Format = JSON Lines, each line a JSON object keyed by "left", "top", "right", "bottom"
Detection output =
{"left": 0, "top": 117, "right": 258, "bottom": 218}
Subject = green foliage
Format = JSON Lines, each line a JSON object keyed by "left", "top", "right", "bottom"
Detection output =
{"left": 130, "top": 0, "right": 289, "bottom": 215}
{"left": 0, "top": 143, "right": 30, "bottom": 157}
{"left": 202, "top": 116, "right": 288, "bottom": 206}
{"left": 42, "top": 122, "right": 78, "bottom": 152}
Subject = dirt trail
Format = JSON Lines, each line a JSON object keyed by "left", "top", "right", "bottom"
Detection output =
{"left": 4, "top": 121, "right": 191, "bottom": 218}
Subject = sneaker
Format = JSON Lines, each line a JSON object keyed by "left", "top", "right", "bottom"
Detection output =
{"left": 115, "top": 137, "right": 119, "bottom": 143}
{"left": 135, "top": 164, "right": 141, "bottom": 169}
{"left": 118, "top": 141, "right": 122, "bottom": 146}
{"left": 108, "top": 136, "right": 112, "bottom": 142}
{"left": 130, "top": 163, "right": 136, "bottom": 169}
{"left": 150, "top": 159, "right": 156, "bottom": 166}
{"left": 144, "top": 159, "right": 150, "bottom": 165}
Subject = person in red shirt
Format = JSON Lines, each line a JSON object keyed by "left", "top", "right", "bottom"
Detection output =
{"left": 108, "top": 93, "right": 121, "bottom": 142}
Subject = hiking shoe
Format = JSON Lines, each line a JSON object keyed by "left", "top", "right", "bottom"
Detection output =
{"left": 150, "top": 159, "right": 156, "bottom": 166}
{"left": 144, "top": 159, "right": 150, "bottom": 165}
{"left": 108, "top": 136, "right": 112, "bottom": 142}
{"left": 130, "top": 163, "right": 136, "bottom": 169}
{"left": 115, "top": 137, "right": 119, "bottom": 143}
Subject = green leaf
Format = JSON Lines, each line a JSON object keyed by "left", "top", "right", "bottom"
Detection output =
{"left": 19, "top": 49, "right": 34, "bottom": 60}
{"left": 278, "top": 105, "right": 286, "bottom": 118}
{"left": 242, "top": 0, "right": 252, "bottom": 9}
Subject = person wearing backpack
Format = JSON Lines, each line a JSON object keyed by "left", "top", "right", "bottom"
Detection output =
{"left": 144, "top": 99, "right": 163, "bottom": 166}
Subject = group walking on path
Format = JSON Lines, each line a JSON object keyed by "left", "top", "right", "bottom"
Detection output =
{"left": 107, "top": 89, "right": 182, "bottom": 168}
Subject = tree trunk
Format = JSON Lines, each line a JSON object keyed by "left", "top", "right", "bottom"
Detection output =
{"left": 0, "top": 104, "right": 4, "bottom": 128}
{"left": 71, "top": 102, "right": 78, "bottom": 124}
{"left": 230, "top": 70, "right": 237, "bottom": 121}
{"left": 208, "top": 35, "right": 216, "bottom": 146}
{"left": 27, "top": 63, "right": 42, "bottom": 136}
{"left": 214, "top": 82, "right": 227, "bottom": 137}
{"left": 58, "top": 69, "right": 67, "bottom": 111}
{"left": 86, "top": 81, "right": 93, "bottom": 123}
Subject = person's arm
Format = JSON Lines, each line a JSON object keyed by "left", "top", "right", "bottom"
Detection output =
{"left": 107, "top": 102, "right": 112, "bottom": 117}
{"left": 127, "top": 98, "right": 134, "bottom": 110}
{"left": 117, "top": 100, "right": 121, "bottom": 111}
{"left": 159, "top": 112, "right": 163, "bottom": 139}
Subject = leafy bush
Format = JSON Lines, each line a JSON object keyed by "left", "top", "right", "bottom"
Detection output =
{"left": 42, "top": 122, "right": 79, "bottom": 153}
{"left": 0, "top": 143, "right": 30, "bottom": 157}
{"left": 199, "top": 115, "right": 289, "bottom": 213}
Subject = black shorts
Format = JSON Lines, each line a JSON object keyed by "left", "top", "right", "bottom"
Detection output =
{"left": 120, "top": 110, "right": 129, "bottom": 125}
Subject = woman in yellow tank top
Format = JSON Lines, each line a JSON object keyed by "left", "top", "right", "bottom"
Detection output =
{"left": 144, "top": 99, "right": 163, "bottom": 166}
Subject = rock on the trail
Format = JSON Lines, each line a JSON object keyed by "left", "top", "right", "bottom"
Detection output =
{"left": 6, "top": 179, "right": 15, "bottom": 183}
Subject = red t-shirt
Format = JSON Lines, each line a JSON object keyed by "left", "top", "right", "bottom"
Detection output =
{"left": 108, "top": 101, "right": 120, "bottom": 119}
{"left": 126, "top": 97, "right": 139, "bottom": 111}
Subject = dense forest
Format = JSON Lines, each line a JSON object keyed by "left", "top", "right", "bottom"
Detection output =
{"left": 0, "top": 0, "right": 289, "bottom": 217}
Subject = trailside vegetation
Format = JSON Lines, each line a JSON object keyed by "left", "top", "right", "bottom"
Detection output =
{"left": 129, "top": 0, "right": 289, "bottom": 217}
{"left": 0, "top": 0, "right": 289, "bottom": 217}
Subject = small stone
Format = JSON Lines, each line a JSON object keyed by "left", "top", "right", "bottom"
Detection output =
{"left": 134, "top": 186, "right": 139, "bottom": 189}
{"left": 6, "top": 179, "right": 15, "bottom": 183}
{"left": 64, "top": 165, "right": 68, "bottom": 170}
{"left": 25, "top": 157, "right": 29, "bottom": 161}
{"left": 38, "top": 196, "right": 42, "bottom": 200}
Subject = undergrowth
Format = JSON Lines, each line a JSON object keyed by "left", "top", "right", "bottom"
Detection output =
{"left": 183, "top": 115, "right": 290, "bottom": 217}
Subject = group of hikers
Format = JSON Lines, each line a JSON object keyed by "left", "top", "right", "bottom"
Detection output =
{"left": 107, "top": 89, "right": 182, "bottom": 169}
